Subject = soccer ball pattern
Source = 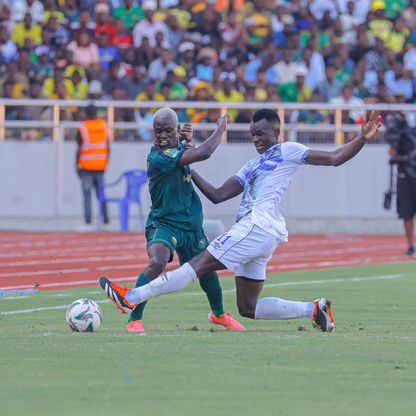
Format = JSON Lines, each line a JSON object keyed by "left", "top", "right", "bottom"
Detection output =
{"left": 65, "top": 298, "right": 102, "bottom": 332}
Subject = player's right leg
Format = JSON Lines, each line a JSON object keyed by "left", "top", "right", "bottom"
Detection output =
{"left": 127, "top": 225, "right": 176, "bottom": 333}
{"left": 126, "top": 243, "right": 171, "bottom": 333}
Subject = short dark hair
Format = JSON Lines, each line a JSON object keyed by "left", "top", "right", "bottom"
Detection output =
{"left": 85, "top": 104, "right": 97, "bottom": 118}
{"left": 252, "top": 109, "right": 280, "bottom": 124}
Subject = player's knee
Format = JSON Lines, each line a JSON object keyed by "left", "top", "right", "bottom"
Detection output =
{"left": 147, "top": 258, "right": 167, "bottom": 278}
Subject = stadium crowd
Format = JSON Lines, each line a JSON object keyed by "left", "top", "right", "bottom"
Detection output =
{"left": 0, "top": 0, "right": 415, "bottom": 140}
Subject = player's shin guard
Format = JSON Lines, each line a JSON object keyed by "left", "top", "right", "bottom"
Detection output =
{"left": 199, "top": 272, "right": 225, "bottom": 317}
{"left": 254, "top": 297, "right": 315, "bottom": 320}
{"left": 125, "top": 262, "right": 197, "bottom": 305}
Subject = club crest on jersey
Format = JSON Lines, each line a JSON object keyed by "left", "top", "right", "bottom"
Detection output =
{"left": 198, "top": 239, "right": 207, "bottom": 249}
{"left": 183, "top": 174, "right": 191, "bottom": 182}
{"left": 163, "top": 148, "right": 180, "bottom": 158}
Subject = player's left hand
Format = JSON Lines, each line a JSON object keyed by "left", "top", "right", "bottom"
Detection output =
{"left": 361, "top": 111, "right": 382, "bottom": 140}
{"left": 179, "top": 123, "right": 193, "bottom": 142}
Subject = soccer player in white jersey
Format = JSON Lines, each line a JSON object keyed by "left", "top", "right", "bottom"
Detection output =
{"left": 100, "top": 109, "right": 382, "bottom": 332}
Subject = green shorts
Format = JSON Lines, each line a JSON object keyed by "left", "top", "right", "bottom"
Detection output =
{"left": 145, "top": 224, "right": 209, "bottom": 264}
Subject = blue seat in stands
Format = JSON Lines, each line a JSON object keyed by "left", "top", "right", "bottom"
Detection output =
{"left": 98, "top": 169, "right": 148, "bottom": 231}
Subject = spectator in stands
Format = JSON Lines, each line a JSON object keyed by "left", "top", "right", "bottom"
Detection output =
{"left": 368, "top": 1, "right": 392, "bottom": 42}
{"left": 167, "top": 66, "right": 188, "bottom": 100}
{"left": 0, "top": 24, "right": 17, "bottom": 63}
{"left": 384, "top": 61, "right": 414, "bottom": 101}
{"left": 43, "top": 0, "right": 64, "bottom": 25}
{"left": 11, "top": 12, "right": 42, "bottom": 47}
{"left": 97, "top": 32, "right": 120, "bottom": 71}
{"left": 16, "top": 48, "right": 38, "bottom": 82}
{"left": 148, "top": 47, "right": 175, "bottom": 81}
{"left": 196, "top": 47, "right": 217, "bottom": 82}
{"left": 177, "top": 41, "right": 196, "bottom": 78}
{"left": 42, "top": 69, "right": 72, "bottom": 99}
{"left": 113, "top": 0, "right": 143, "bottom": 30}
{"left": 214, "top": 76, "right": 243, "bottom": 122}
{"left": 95, "top": 3, "right": 117, "bottom": 44}
{"left": 134, "top": 106, "right": 153, "bottom": 141}
{"left": 124, "top": 64, "right": 147, "bottom": 99}
{"left": 100, "top": 59, "right": 128, "bottom": 95}
{"left": 319, "top": 65, "right": 344, "bottom": 102}
{"left": 87, "top": 80, "right": 105, "bottom": 100}
{"left": 11, "top": 0, "right": 44, "bottom": 23}
{"left": 70, "top": 9, "right": 96, "bottom": 34}
{"left": 165, "top": 12, "right": 183, "bottom": 48}
{"left": 330, "top": 85, "right": 365, "bottom": 124}
{"left": 60, "top": 0, "right": 80, "bottom": 25}
{"left": 69, "top": 70, "right": 88, "bottom": 100}
{"left": 385, "top": 18, "right": 409, "bottom": 53}
{"left": 136, "top": 81, "right": 165, "bottom": 105}
{"left": 67, "top": 31, "right": 99, "bottom": 68}
{"left": 34, "top": 46, "right": 54, "bottom": 82}
{"left": 133, "top": 0, "right": 169, "bottom": 48}
{"left": 44, "top": 14, "right": 69, "bottom": 47}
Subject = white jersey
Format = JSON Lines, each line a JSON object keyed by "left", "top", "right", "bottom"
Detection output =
{"left": 234, "top": 142, "right": 310, "bottom": 241}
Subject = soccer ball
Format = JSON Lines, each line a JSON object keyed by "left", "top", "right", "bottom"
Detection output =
{"left": 65, "top": 298, "right": 102, "bottom": 332}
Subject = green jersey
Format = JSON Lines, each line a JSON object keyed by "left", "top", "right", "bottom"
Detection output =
{"left": 146, "top": 144, "right": 203, "bottom": 231}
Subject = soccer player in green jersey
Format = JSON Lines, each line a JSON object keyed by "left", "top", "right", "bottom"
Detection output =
{"left": 120, "top": 108, "right": 244, "bottom": 333}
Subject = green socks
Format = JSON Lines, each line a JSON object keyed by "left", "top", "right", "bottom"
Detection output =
{"left": 198, "top": 272, "right": 225, "bottom": 317}
{"left": 128, "top": 272, "right": 150, "bottom": 322}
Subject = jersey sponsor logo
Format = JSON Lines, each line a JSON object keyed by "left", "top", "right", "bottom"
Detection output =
{"left": 163, "top": 148, "right": 180, "bottom": 158}
{"left": 183, "top": 174, "right": 191, "bottom": 183}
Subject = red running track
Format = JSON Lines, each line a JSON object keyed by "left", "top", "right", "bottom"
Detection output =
{"left": 0, "top": 232, "right": 414, "bottom": 291}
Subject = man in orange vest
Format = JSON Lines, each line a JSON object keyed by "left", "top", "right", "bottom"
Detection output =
{"left": 76, "top": 104, "right": 110, "bottom": 230}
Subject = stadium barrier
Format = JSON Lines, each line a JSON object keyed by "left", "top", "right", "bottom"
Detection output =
{"left": 1, "top": 99, "right": 415, "bottom": 144}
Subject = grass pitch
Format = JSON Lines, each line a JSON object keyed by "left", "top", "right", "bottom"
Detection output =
{"left": 1, "top": 263, "right": 415, "bottom": 416}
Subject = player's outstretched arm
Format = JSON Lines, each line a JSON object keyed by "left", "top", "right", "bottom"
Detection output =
{"left": 191, "top": 170, "right": 243, "bottom": 204}
{"left": 305, "top": 111, "right": 382, "bottom": 166}
{"left": 178, "top": 114, "right": 229, "bottom": 167}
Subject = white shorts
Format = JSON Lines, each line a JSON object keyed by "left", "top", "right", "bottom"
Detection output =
{"left": 207, "top": 219, "right": 280, "bottom": 281}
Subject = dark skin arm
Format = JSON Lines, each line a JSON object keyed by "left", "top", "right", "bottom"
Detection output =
{"left": 178, "top": 114, "right": 229, "bottom": 167}
{"left": 191, "top": 170, "right": 243, "bottom": 204}
{"left": 306, "top": 111, "right": 382, "bottom": 166}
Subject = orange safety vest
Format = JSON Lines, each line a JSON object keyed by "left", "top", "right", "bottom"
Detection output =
{"left": 78, "top": 119, "right": 109, "bottom": 171}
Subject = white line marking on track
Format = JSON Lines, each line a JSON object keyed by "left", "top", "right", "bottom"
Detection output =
{"left": 0, "top": 273, "right": 410, "bottom": 315}
{"left": 2, "top": 296, "right": 28, "bottom": 300}
{"left": 0, "top": 299, "right": 109, "bottom": 315}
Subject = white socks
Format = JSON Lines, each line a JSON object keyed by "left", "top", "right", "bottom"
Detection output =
{"left": 125, "top": 262, "right": 197, "bottom": 305}
{"left": 254, "top": 297, "right": 315, "bottom": 320}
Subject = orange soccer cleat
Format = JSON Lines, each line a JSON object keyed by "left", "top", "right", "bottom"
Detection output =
{"left": 208, "top": 311, "right": 246, "bottom": 332}
{"left": 126, "top": 319, "right": 146, "bottom": 334}
{"left": 99, "top": 276, "right": 134, "bottom": 314}
{"left": 311, "top": 298, "right": 335, "bottom": 332}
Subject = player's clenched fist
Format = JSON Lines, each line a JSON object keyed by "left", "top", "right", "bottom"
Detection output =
{"left": 361, "top": 111, "right": 383, "bottom": 140}
{"left": 217, "top": 113, "right": 230, "bottom": 129}
{"left": 179, "top": 123, "right": 193, "bottom": 142}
